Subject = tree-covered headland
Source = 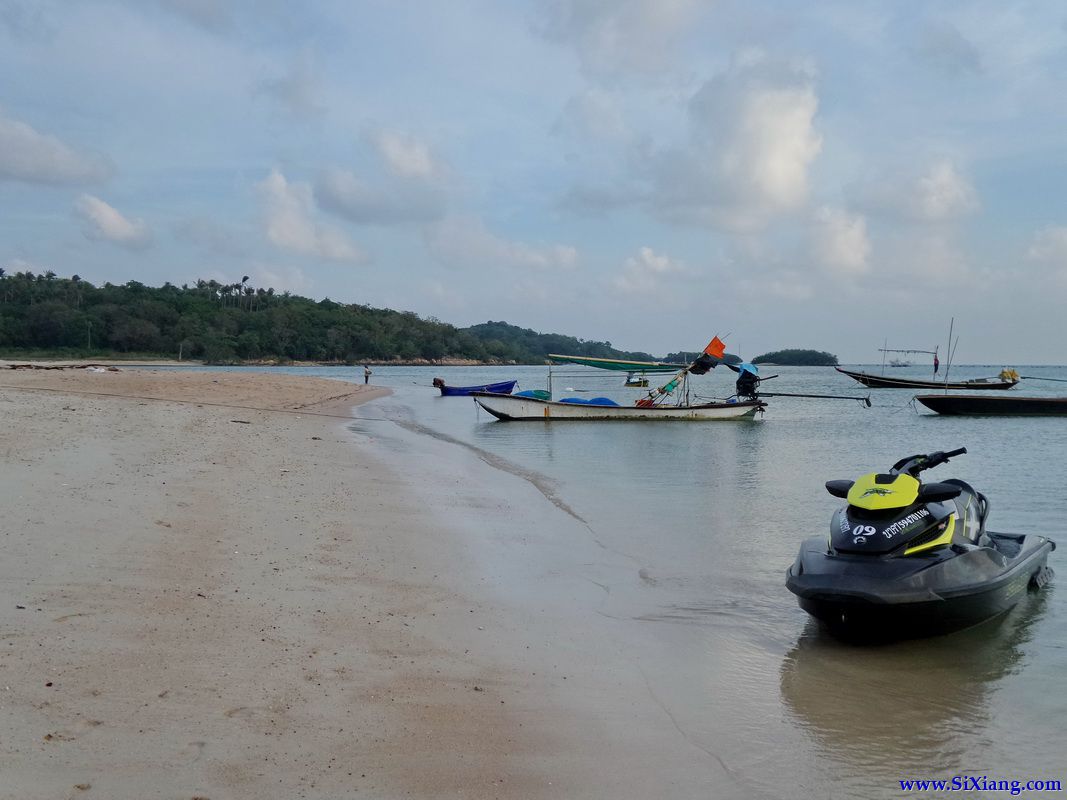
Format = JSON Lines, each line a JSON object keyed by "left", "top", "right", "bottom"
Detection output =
{"left": 0, "top": 271, "right": 660, "bottom": 365}
{"left": 751, "top": 349, "right": 839, "bottom": 366}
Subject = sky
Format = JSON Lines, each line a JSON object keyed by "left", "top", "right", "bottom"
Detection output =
{"left": 2, "top": 0, "right": 1067, "bottom": 363}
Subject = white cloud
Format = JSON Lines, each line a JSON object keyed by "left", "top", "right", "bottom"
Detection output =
{"left": 612, "top": 246, "right": 691, "bottom": 294}
{"left": 371, "top": 130, "right": 443, "bottom": 180}
{"left": 0, "top": 110, "right": 113, "bottom": 185}
{"left": 650, "top": 55, "right": 823, "bottom": 232}
{"left": 539, "top": 0, "right": 701, "bottom": 78}
{"left": 811, "top": 207, "right": 870, "bottom": 275}
{"left": 74, "top": 195, "right": 153, "bottom": 249}
{"left": 915, "top": 161, "right": 979, "bottom": 221}
{"left": 853, "top": 160, "right": 978, "bottom": 223}
{"left": 315, "top": 130, "right": 448, "bottom": 226}
{"left": 258, "top": 169, "right": 366, "bottom": 263}
{"left": 315, "top": 167, "right": 446, "bottom": 226}
{"left": 424, "top": 217, "right": 578, "bottom": 271}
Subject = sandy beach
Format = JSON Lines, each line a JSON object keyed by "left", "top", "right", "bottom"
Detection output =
{"left": 0, "top": 367, "right": 740, "bottom": 800}
{"left": 1, "top": 367, "right": 540, "bottom": 800}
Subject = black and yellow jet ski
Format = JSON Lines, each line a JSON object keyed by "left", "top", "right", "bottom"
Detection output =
{"left": 786, "top": 448, "right": 1055, "bottom": 638}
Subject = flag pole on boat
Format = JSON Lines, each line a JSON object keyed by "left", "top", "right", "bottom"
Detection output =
{"left": 637, "top": 335, "right": 728, "bottom": 408}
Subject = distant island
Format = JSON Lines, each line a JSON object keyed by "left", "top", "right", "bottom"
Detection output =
{"left": 752, "top": 349, "right": 838, "bottom": 366}
{"left": 0, "top": 271, "right": 660, "bottom": 365}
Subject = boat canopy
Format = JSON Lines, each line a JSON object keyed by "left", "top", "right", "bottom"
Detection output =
{"left": 547, "top": 354, "right": 687, "bottom": 373}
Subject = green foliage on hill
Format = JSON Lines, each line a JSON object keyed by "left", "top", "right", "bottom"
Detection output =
{"left": 751, "top": 348, "right": 838, "bottom": 366}
{"left": 0, "top": 271, "right": 657, "bottom": 365}
{"left": 465, "top": 321, "right": 655, "bottom": 364}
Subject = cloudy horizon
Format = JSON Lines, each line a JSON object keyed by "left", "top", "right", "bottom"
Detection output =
{"left": 3, "top": 1, "right": 1067, "bottom": 362}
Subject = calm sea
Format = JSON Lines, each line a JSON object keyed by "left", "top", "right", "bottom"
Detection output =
{"left": 171, "top": 362, "right": 1067, "bottom": 796}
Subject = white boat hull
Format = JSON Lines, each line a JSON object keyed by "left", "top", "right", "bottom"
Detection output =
{"left": 472, "top": 392, "right": 765, "bottom": 421}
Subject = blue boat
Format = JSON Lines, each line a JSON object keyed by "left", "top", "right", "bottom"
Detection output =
{"left": 433, "top": 377, "right": 517, "bottom": 397}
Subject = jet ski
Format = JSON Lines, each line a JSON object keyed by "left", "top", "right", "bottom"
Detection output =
{"left": 786, "top": 447, "right": 1055, "bottom": 638}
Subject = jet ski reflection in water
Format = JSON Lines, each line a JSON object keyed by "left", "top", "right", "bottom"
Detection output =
{"left": 786, "top": 448, "right": 1055, "bottom": 639}
{"left": 779, "top": 597, "right": 1050, "bottom": 786}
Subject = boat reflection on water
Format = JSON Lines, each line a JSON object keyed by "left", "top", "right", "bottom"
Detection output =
{"left": 779, "top": 595, "right": 1049, "bottom": 787}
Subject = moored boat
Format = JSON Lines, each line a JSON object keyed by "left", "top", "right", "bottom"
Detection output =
{"left": 915, "top": 394, "right": 1067, "bottom": 416}
{"left": 472, "top": 392, "right": 764, "bottom": 421}
{"left": 835, "top": 367, "right": 1019, "bottom": 391}
{"left": 433, "top": 378, "right": 517, "bottom": 397}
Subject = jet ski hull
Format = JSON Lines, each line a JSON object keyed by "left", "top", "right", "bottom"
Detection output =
{"left": 786, "top": 532, "right": 1055, "bottom": 638}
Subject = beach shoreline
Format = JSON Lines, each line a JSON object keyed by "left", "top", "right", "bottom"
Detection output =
{"left": 0, "top": 369, "right": 551, "bottom": 799}
{"left": 0, "top": 367, "right": 748, "bottom": 799}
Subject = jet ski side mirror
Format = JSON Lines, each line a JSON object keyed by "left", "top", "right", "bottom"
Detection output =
{"left": 918, "top": 482, "right": 963, "bottom": 502}
{"left": 825, "top": 480, "right": 854, "bottom": 498}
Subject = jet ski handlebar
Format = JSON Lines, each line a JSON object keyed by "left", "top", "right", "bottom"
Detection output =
{"left": 891, "top": 447, "right": 967, "bottom": 477}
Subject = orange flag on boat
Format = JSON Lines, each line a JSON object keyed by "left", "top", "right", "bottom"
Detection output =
{"left": 703, "top": 336, "right": 726, "bottom": 359}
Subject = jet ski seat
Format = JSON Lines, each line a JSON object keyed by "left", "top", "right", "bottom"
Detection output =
{"left": 943, "top": 478, "right": 989, "bottom": 545}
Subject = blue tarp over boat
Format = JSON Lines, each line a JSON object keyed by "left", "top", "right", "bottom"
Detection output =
{"left": 434, "top": 378, "right": 518, "bottom": 397}
{"left": 559, "top": 396, "right": 620, "bottom": 406}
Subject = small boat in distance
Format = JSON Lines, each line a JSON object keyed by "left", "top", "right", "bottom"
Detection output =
{"left": 835, "top": 367, "right": 1019, "bottom": 390}
{"left": 915, "top": 394, "right": 1067, "bottom": 416}
{"left": 848, "top": 320, "right": 1020, "bottom": 390}
{"left": 472, "top": 392, "right": 764, "bottom": 421}
{"left": 433, "top": 377, "right": 517, "bottom": 397}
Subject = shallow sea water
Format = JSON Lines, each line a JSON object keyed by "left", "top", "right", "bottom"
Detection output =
{"left": 177, "top": 363, "right": 1067, "bottom": 796}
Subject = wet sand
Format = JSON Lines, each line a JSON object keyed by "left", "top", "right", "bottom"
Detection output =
{"left": 0, "top": 368, "right": 739, "bottom": 799}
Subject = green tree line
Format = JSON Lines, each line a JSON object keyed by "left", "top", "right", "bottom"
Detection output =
{"left": 0, "top": 271, "right": 658, "bottom": 364}
{"left": 752, "top": 348, "right": 838, "bottom": 366}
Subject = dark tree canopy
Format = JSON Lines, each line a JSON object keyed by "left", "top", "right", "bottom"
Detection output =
{"left": 0, "top": 273, "right": 665, "bottom": 365}
{"left": 751, "top": 349, "right": 838, "bottom": 366}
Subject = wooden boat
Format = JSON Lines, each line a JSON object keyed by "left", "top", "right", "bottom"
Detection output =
{"left": 433, "top": 378, "right": 517, "bottom": 397}
{"left": 472, "top": 392, "right": 765, "bottom": 421}
{"left": 835, "top": 367, "right": 1019, "bottom": 391}
{"left": 915, "top": 394, "right": 1067, "bottom": 416}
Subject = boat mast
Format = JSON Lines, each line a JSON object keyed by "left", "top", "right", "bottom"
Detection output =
{"left": 881, "top": 337, "right": 887, "bottom": 374}
{"left": 942, "top": 317, "right": 955, "bottom": 392}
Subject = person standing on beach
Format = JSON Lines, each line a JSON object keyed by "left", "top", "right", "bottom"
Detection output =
{"left": 363, "top": 365, "right": 372, "bottom": 384}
